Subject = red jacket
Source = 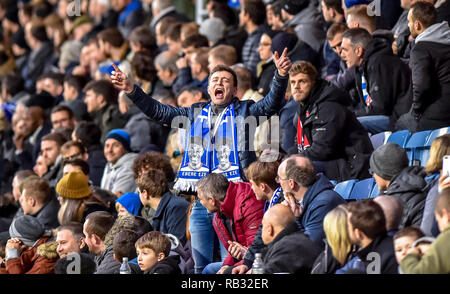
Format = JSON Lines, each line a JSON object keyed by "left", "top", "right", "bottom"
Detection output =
{"left": 1, "top": 237, "right": 59, "bottom": 274}
{"left": 213, "top": 182, "right": 265, "bottom": 266}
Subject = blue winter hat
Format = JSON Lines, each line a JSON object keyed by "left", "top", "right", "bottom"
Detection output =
{"left": 116, "top": 192, "right": 142, "bottom": 216}
{"left": 344, "top": 0, "right": 370, "bottom": 9}
{"left": 105, "top": 129, "right": 131, "bottom": 152}
{"left": 1, "top": 102, "right": 16, "bottom": 122}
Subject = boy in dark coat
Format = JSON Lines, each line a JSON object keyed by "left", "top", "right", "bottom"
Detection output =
{"left": 135, "top": 231, "right": 181, "bottom": 274}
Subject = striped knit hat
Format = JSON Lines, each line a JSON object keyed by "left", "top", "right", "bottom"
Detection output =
{"left": 56, "top": 171, "right": 91, "bottom": 199}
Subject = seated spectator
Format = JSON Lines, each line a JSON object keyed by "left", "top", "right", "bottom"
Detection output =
{"left": 54, "top": 252, "right": 96, "bottom": 274}
{"left": 19, "top": 176, "right": 60, "bottom": 230}
{"left": 153, "top": 50, "right": 179, "bottom": 92}
{"left": 265, "top": 0, "right": 284, "bottom": 31}
{"left": 72, "top": 121, "right": 107, "bottom": 186}
{"left": 50, "top": 105, "right": 76, "bottom": 131}
{"left": 10, "top": 29, "right": 30, "bottom": 75}
{"left": 60, "top": 140, "right": 88, "bottom": 163}
{"left": 199, "top": 18, "right": 226, "bottom": 47}
{"left": 38, "top": 72, "right": 65, "bottom": 104}
{"left": 196, "top": 173, "right": 265, "bottom": 274}
{"left": 173, "top": 47, "right": 209, "bottom": 95}
{"left": 40, "top": 132, "right": 67, "bottom": 188}
{"left": 112, "top": 229, "right": 141, "bottom": 274}
{"left": 128, "top": 25, "right": 157, "bottom": 58}
{"left": 136, "top": 169, "right": 189, "bottom": 245}
{"left": 370, "top": 143, "right": 428, "bottom": 228}
{"left": 260, "top": 204, "right": 321, "bottom": 274}
{"left": 337, "top": 199, "right": 398, "bottom": 274}
{"left": 422, "top": 134, "right": 450, "bottom": 236}
{"left": 150, "top": 0, "right": 189, "bottom": 33}
{"left": 180, "top": 22, "right": 200, "bottom": 43}
{"left": 154, "top": 16, "right": 178, "bottom": 52}
{"left": 290, "top": 61, "right": 373, "bottom": 181}
{"left": 56, "top": 171, "right": 110, "bottom": 224}
{"left": 62, "top": 74, "right": 89, "bottom": 121}
{"left": 56, "top": 222, "right": 90, "bottom": 259}
{"left": 340, "top": 28, "right": 412, "bottom": 133}
{"left": 82, "top": 80, "right": 127, "bottom": 141}
{"left": 396, "top": 2, "right": 450, "bottom": 132}
{"left": 130, "top": 50, "right": 158, "bottom": 95}
{"left": 256, "top": 30, "right": 280, "bottom": 96}
{"left": 393, "top": 226, "right": 425, "bottom": 266}
{"left": 280, "top": 155, "right": 346, "bottom": 242}
{"left": 101, "top": 129, "right": 138, "bottom": 196}
{"left": 135, "top": 231, "right": 181, "bottom": 274}
{"left": 400, "top": 188, "right": 450, "bottom": 274}
{"left": 281, "top": 0, "right": 326, "bottom": 53}
{"left": 374, "top": 195, "right": 404, "bottom": 236}
{"left": 312, "top": 205, "right": 357, "bottom": 274}
{"left": 115, "top": 192, "right": 142, "bottom": 217}
{"left": 82, "top": 211, "right": 118, "bottom": 274}
{"left": 33, "top": 154, "right": 48, "bottom": 178}
{"left": 1, "top": 215, "right": 58, "bottom": 274}
{"left": 165, "top": 22, "right": 183, "bottom": 56}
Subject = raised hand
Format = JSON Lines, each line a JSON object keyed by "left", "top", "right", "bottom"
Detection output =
{"left": 274, "top": 47, "right": 292, "bottom": 77}
{"left": 110, "top": 63, "right": 134, "bottom": 94}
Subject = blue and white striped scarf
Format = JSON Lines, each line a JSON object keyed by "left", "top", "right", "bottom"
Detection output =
{"left": 173, "top": 103, "right": 243, "bottom": 192}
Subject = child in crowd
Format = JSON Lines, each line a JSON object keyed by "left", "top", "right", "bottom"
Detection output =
{"left": 115, "top": 193, "right": 142, "bottom": 217}
{"left": 135, "top": 231, "right": 181, "bottom": 274}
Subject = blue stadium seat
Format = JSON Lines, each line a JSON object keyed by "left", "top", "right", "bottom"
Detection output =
{"left": 334, "top": 179, "right": 358, "bottom": 199}
{"left": 421, "top": 127, "right": 450, "bottom": 166}
{"left": 370, "top": 184, "right": 380, "bottom": 198}
{"left": 404, "top": 130, "right": 432, "bottom": 166}
{"left": 386, "top": 130, "right": 411, "bottom": 147}
{"left": 349, "top": 178, "right": 376, "bottom": 200}
{"left": 370, "top": 131, "right": 392, "bottom": 150}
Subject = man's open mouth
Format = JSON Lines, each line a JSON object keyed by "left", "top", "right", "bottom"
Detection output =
{"left": 215, "top": 88, "right": 224, "bottom": 98}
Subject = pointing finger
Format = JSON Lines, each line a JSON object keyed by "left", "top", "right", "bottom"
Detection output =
{"left": 281, "top": 47, "right": 288, "bottom": 58}
{"left": 112, "top": 63, "right": 120, "bottom": 73}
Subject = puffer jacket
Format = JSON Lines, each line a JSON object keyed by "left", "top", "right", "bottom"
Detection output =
{"left": 212, "top": 182, "right": 265, "bottom": 267}
{"left": 2, "top": 237, "right": 59, "bottom": 274}
{"left": 126, "top": 72, "right": 289, "bottom": 190}
{"left": 385, "top": 166, "right": 430, "bottom": 229}
{"left": 294, "top": 79, "right": 374, "bottom": 181}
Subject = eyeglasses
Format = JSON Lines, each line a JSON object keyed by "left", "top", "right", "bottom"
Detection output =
{"left": 275, "top": 176, "right": 288, "bottom": 184}
{"left": 63, "top": 152, "right": 82, "bottom": 161}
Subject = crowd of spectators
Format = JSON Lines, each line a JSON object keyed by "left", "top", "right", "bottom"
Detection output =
{"left": 0, "top": 0, "right": 449, "bottom": 275}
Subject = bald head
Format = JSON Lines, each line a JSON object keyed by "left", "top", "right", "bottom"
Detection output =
{"left": 374, "top": 196, "right": 403, "bottom": 231}
{"left": 278, "top": 155, "right": 314, "bottom": 178}
{"left": 265, "top": 204, "right": 296, "bottom": 229}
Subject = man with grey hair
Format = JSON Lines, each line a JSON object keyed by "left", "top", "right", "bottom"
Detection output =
{"left": 154, "top": 50, "right": 179, "bottom": 89}
{"left": 150, "top": 0, "right": 189, "bottom": 32}
{"left": 340, "top": 27, "right": 412, "bottom": 134}
{"left": 374, "top": 195, "right": 404, "bottom": 236}
{"left": 196, "top": 173, "right": 264, "bottom": 274}
{"left": 281, "top": 155, "right": 346, "bottom": 243}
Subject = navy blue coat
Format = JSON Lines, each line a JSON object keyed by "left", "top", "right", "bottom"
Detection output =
{"left": 126, "top": 72, "right": 289, "bottom": 174}
{"left": 297, "top": 174, "right": 347, "bottom": 243}
{"left": 152, "top": 192, "right": 190, "bottom": 246}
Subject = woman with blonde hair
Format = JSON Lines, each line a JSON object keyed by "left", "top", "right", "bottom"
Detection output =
{"left": 421, "top": 134, "right": 450, "bottom": 236}
{"left": 311, "top": 204, "right": 357, "bottom": 274}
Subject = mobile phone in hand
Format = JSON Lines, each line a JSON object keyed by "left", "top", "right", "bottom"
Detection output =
{"left": 443, "top": 155, "right": 450, "bottom": 177}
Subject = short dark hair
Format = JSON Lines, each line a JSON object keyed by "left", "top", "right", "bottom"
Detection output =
{"left": 210, "top": 65, "right": 238, "bottom": 88}
{"left": 33, "top": 1, "right": 53, "bottom": 19}
{"left": 132, "top": 216, "right": 153, "bottom": 238}
{"left": 209, "top": 45, "right": 237, "bottom": 67}
{"left": 74, "top": 121, "right": 102, "bottom": 148}
{"left": 342, "top": 28, "right": 373, "bottom": 49}
{"left": 31, "top": 25, "right": 49, "bottom": 42}
{"left": 63, "top": 158, "right": 90, "bottom": 175}
{"left": 181, "top": 34, "right": 209, "bottom": 49}
{"left": 84, "top": 211, "right": 115, "bottom": 241}
{"left": 64, "top": 75, "right": 87, "bottom": 93}
{"left": 97, "top": 28, "right": 124, "bottom": 48}
{"left": 158, "top": 17, "right": 178, "bottom": 36}
{"left": 347, "top": 199, "right": 386, "bottom": 240}
{"left": 410, "top": 1, "right": 437, "bottom": 29}
{"left": 270, "top": 0, "right": 283, "bottom": 17}
{"left": 166, "top": 22, "right": 182, "bottom": 42}
{"left": 136, "top": 169, "right": 169, "bottom": 197}
{"left": 113, "top": 229, "right": 140, "bottom": 261}
{"left": 393, "top": 226, "right": 425, "bottom": 241}
{"left": 2, "top": 73, "right": 24, "bottom": 96}
{"left": 196, "top": 173, "right": 230, "bottom": 201}
{"left": 129, "top": 25, "right": 157, "bottom": 53}
{"left": 41, "top": 132, "right": 67, "bottom": 147}
{"left": 83, "top": 80, "right": 118, "bottom": 104}
{"left": 51, "top": 105, "right": 74, "bottom": 118}
{"left": 242, "top": 0, "right": 266, "bottom": 26}
{"left": 285, "top": 158, "right": 317, "bottom": 187}
{"left": 231, "top": 65, "right": 252, "bottom": 91}
{"left": 38, "top": 71, "right": 65, "bottom": 86}
{"left": 57, "top": 222, "right": 84, "bottom": 240}
{"left": 177, "top": 86, "right": 208, "bottom": 102}
{"left": 131, "top": 50, "right": 157, "bottom": 82}
{"left": 323, "top": 0, "right": 345, "bottom": 15}
{"left": 132, "top": 151, "right": 175, "bottom": 182}
{"left": 327, "top": 22, "right": 349, "bottom": 41}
